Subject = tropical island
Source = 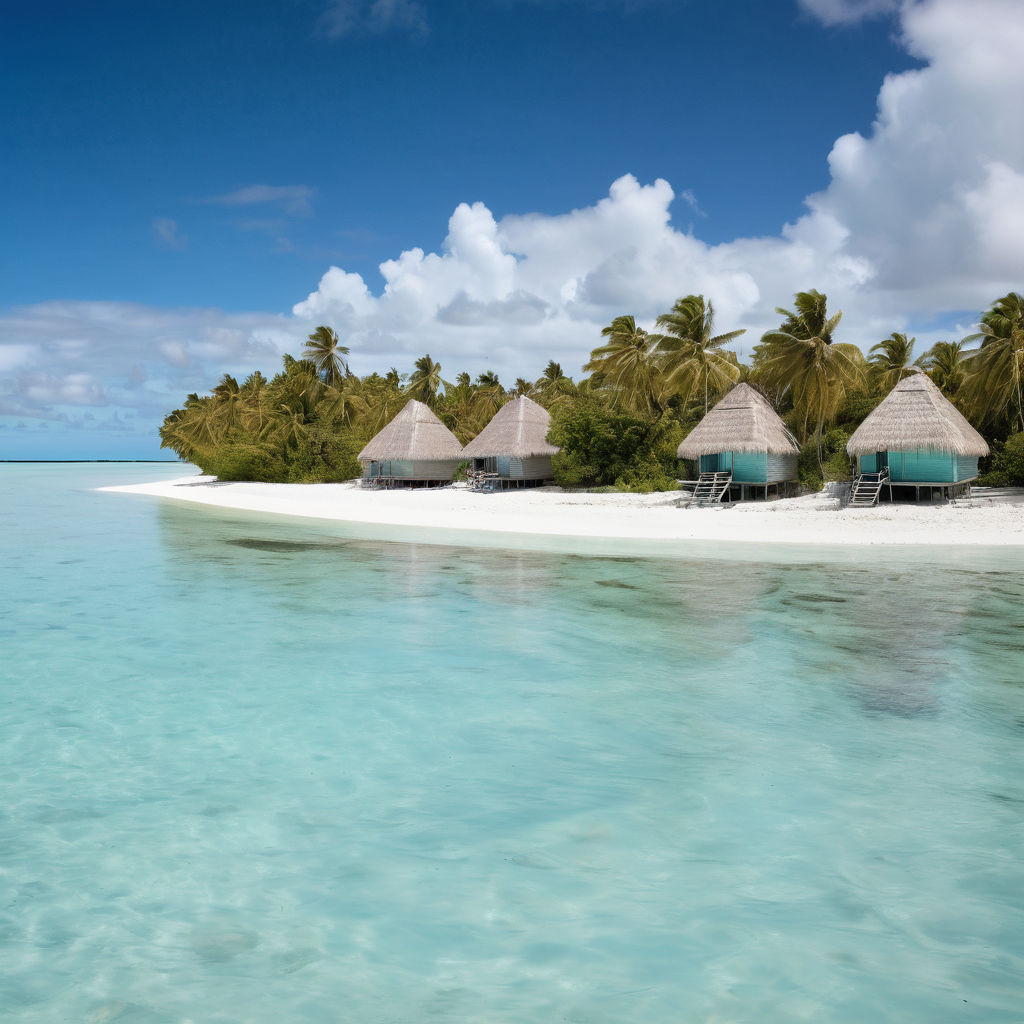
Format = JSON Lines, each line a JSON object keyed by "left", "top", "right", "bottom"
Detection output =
{"left": 157, "top": 289, "right": 1024, "bottom": 494}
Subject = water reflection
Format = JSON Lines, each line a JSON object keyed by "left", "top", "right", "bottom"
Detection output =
{"left": 5, "top": 469, "right": 1024, "bottom": 1022}
{"left": 154, "top": 503, "right": 1024, "bottom": 725}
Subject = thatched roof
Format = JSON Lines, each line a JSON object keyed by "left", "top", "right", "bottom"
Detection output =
{"left": 846, "top": 369, "right": 989, "bottom": 457}
{"left": 462, "top": 396, "right": 560, "bottom": 459}
{"left": 358, "top": 400, "right": 464, "bottom": 462}
{"left": 677, "top": 383, "right": 799, "bottom": 458}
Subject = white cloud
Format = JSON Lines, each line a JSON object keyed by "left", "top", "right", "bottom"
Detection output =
{"left": 797, "top": 0, "right": 898, "bottom": 26}
{"left": 318, "top": 0, "right": 427, "bottom": 38}
{"left": 19, "top": 372, "right": 108, "bottom": 407}
{"left": 0, "top": 344, "right": 34, "bottom": 373}
{"left": 3, "top": 0, "right": 1022, "bottom": 455}
{"left": 0, "top": 302, "right": 298, "bottom": 447}
{"left": 293, "top": 0, "right": 1024, "bottom": 367}
{"left": 153, "top": 217, "right": 187, "bottom": 250}
{"left": 204, "top": 185, "right": 315, "bottom": 217}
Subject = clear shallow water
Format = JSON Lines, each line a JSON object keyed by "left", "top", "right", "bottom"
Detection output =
{"left": 2, "top": 464, "right": 1023, "bottom": 1023}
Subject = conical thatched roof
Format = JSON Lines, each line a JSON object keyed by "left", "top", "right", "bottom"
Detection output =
{"left": 462, "top": 396, "right": 560, "bottom": 459}
{"left": 846, "top": 369, "right": 989, "bottom": 457}
{"left": 358, "top": 399, "right": 464, "bottom": 461}
{"left": 677, "top": 383, "right": 799, "bottom": 458}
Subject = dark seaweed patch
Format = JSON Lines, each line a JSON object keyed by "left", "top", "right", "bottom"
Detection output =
{"left": 227, "top": 538, "right": 345, "bottom": 552}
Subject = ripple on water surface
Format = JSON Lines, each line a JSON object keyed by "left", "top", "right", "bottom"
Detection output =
{"left": 1, "top": 464, "right": 1023, "bottom": 1022}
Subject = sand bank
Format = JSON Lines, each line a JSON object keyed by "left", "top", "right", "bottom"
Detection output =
{"left": 103, "top": 474, "right": 1024, "bottom": 548}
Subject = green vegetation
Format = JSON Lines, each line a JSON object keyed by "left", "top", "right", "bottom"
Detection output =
{"left": 160, "top": 291, "right": 1024, "bottom": 489}
{"left": 547, "top": 400, "right": 682, "bottom": 492}
{"left": 978, "top": 433, "right": 1024, "bottom": 487}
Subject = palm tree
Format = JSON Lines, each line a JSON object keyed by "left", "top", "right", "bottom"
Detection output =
{"left": 211, "top": 373, "right": 245, "bottom": 433}
{"left": 758, "top": 290, "right": 865, "bottom": 471}
{"left": 266, "top": 398, "right": 313, "bottom": 448}
{"left": 440, "top": 371, "right": 478, "bottom": 440}
{"left": 534, "top": 360, "right": 575, "bottom": 406}
{"left": 303, "top": 326, "right": 350, "bottom": 386}
{"left": 317, "top": 379, "right": 364, "bottom": 429}
{"left": 160, "top": 392, "right": 222, "bottom": 458}
{"left": 585, "top": 315, "right": 663, "bottom": 415}
{"left": 512, "top": 377, "right": 536, "bottom": 398}
{"left": 355, "top": 374, "right": 406, "bottom": 434}
{"left": 868, "top": 332, "right": 917, "bottom": 392}
{"left": 963, "top": 292, "right": 1024, "bottom": 433}
{"left": 653, "top": 295, "right": 745, "bottom": 415}
{"left": 405, "top": 354, "right": 449, "bottom": 409}
{"left": 473, "top": 371, "right": 506, "bottom": 419}
{"left": 159, "top": 404, "right": 204, "bottom": 461}
{"left": 239, "top": 371, "right": 269, "bottom": 433}
{"left": 916, "top": 340, "right": 967, "bottom": 396}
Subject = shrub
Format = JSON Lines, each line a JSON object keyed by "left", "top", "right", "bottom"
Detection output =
{"left": 821, "top": 427, "right": 852, "bottom": 481}
{"left": 202, "top": 442, "right": 289, "bottom": 482}
{"left": 797, "top": 440, "right": 823, "bottom": 494}
{"left": 548, "top": 399, "right": 682, "bottom": 491}
{"left": 978, "top": 433, "right": 1024, "bottom": 486}
{"left": 286, "top": 428, "right": 362, "bottom": 483}
{"left": 613, "top": 453, "right": 679, "bottom": 493}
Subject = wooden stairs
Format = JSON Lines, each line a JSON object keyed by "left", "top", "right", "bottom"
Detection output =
{"left": 847, "top": 467, "right": 889, "bottom": 508}
{"left": 687, "top": 471, "right": 733, "bottom": 507}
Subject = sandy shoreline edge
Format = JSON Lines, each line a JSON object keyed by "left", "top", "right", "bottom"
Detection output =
{"left": 101, "top": 475, "right": 1024, "bottom": 548}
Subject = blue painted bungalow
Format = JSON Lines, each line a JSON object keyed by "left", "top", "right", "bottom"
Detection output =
{"left": 462, "top": 396, "right": 560, "bottom": 489}
{"left": 678, "top": 383, "right": 800, "bottom": 501}
{"left": 846, "top": 369, "right": 988, "bottom": 501}
{"left": 358, "top": 399, "right": 464, "bottom": 487}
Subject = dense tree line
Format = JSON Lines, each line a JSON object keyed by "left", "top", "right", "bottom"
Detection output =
{"left": 160, "top": 290, "right": 1024, "bottom": 489}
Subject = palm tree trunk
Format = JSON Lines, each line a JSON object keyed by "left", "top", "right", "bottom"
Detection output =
{"left": 1015, "top": 351, "right": 1024, "bottom": 433}
{"left": 816, "top": 410, "right": 825, "bottom": 476}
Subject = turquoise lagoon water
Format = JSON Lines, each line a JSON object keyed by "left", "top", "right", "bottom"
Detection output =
{"left": 2, "top": 463, "right": 1023, "bottom": 1023}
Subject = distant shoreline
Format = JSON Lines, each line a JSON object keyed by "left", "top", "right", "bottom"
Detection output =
{"left": 101, "top": 474, "right": 1024, "bottom": 549}
{"left": 2, "top": 460, "right": 181, "bottom": 464}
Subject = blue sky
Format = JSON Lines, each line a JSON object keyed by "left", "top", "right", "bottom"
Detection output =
{"left": 2, "top": 0, "right": 1022, "bottom": 458}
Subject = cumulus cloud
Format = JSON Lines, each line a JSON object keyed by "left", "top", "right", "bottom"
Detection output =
{"left": 797, "top": 0, "right": 898, "bottom": 25}
{"left": 153, "top": 217, "right": 187, "bottom": 250}
{"left": 204, "top": 185, "right": 315, "bottom": 217}
{"left": 18, "top": 372, "right": 108, "bottom": 407}
{"left": 3, "top": 0, "right": 1022, "bottom": 456}
{"left": 0, "top": 301, "right": 299, "bottom": 453}
{"left": 318, "top": 0, "right": 427, "bottom": 38}
{"left": 293, "top": 0, "right": 1024, "bottom": 369}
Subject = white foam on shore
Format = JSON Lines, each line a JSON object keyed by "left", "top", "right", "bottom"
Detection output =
{"left": 102, "top": 474, "right": 1024, "bottom": 550}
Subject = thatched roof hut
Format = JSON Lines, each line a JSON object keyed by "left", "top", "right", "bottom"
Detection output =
{"left": 358, "top": 400, "right": 463, "bottom": 463}
{"left": 847, "top": 369, "right": 989, "bottom": 457}
{"left": 462, "top": 396, "right": 559, "bottom": 459}
{"left": 677, "top": 383, "right": 799, "bottom": 459}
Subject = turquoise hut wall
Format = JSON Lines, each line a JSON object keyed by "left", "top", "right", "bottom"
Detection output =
{"left": 857, "top": 450, "right": 979, "bottom": 482}
{"left": 732, "top": 452, "right": 767, "bottom": 481}
{"left": 957, "top": 456, "right": 980, "bottom": 480}
{"left": 513, "top": 456, "right": 554, "bottom": 480}
{"left": 697, "top": 451, "right": 796, "bottom": 483}
{"left": 900, "top": 451, "right": 949, "bottom": 481}
{"left": 765, "top": 453, "right": 798, "bottom": 481}
{"left": 472, "top": 454, "right": 554, "bottom": 480}
{"left": 362, "top": 459, "right": 460, "bottom": 480}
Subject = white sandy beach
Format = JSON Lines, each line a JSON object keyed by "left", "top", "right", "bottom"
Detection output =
{"left": 103, "top": 474, "right": 1024, "bottom": 547}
